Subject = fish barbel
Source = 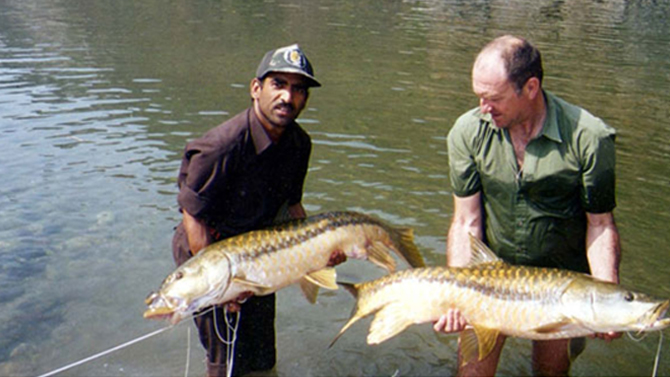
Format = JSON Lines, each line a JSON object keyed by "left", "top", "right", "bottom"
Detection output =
{"left": 144, "top": 211, "right": 425, "bottom": 325}
{"left": 331, "top": 235, "right": 670, "bottom": 365}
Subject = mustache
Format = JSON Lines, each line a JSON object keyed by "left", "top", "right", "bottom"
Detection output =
{"left": 275, "top": 102, "right": 295, "bottom": 112}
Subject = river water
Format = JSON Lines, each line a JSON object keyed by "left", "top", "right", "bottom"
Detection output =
{"left": 2, "top": 1, "right": 669, "bottom": 376}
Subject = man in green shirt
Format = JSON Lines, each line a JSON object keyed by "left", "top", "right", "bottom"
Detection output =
{"left": 434, "top": 35, "right": 622, "bottom": 376}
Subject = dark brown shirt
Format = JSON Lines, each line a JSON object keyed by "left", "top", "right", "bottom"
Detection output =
{"left": 177, "top": 108, "right": 311, "bottom": 239}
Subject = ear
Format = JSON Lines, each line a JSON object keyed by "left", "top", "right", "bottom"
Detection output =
{"left": 525, "top": 77, "right": 541, "bottom": 99}
{"left": 250, "top": 78, "right": 262, "bottom": 100}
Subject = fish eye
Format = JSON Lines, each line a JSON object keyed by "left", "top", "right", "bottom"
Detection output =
{"left": 175, "top": 271, "right": 184, "bottom": 280}
{"left": 624, "top": 292, "right": 634, "bottom": 302}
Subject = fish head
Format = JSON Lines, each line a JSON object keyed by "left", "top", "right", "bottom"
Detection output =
{"left": 563, "top": 278, "right": 670, "bottom": 333}
{"left": 144, "top": 251, "right": 233, "bottom": 324}
{"left": 595, "top": 288, "right": 670, "bottom": 333}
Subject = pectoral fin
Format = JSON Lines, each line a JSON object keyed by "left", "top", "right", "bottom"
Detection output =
{"left": 367, "top": 302, "right": 412, "bottom": 345}
{"left": 304, "top": 268, "right": 338, "bottom": 290}
{"left": 458, "top": 326, "right": 500, "bottom": 365}
{"left": 532, "top": 318, "right": 580, "bottom": 334}
{"left": 232, "top": 277, "right": 273, "bottom": 295}
{"left": 299, "top": 278, "right": 319, "bottom": 304}
{"left": 299, "top": 268, "right": 338, "bottom": 304}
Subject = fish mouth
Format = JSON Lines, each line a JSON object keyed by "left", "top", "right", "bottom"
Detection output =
{"left": 640, "top": 300, "right": 670, "bottom": 332}
{"left": 143, "top": 292, "right": 187, "bottom": 325}
{"left": 654, "top": 300, "right": 670, "bottom": 321}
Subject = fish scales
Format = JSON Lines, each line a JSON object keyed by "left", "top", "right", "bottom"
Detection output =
{"left": 229, "top": 213, "right": 401, "bottom": 281}
{"left": 349, "top": 266, "right": 571, "bottom": 340}
{"left": 144, "top": 211, "right": 425, "bottom": 325}
{"left": 332, "top": 235, "right": 669, "bottom": 365}
{"left": 225, "top": 212, "right": 395, "bottom": 260}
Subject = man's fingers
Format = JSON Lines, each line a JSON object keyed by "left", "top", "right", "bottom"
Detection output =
{"left": 433, "top": 309, "right": 468, "bottom": 333}
{"left": 225, "top": 302, "right": 242, "bottom": 312}
{"left": 434, "top": 315, "right": 447, "bottom": 332}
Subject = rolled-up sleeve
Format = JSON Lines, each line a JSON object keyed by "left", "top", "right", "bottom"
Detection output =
{"left": 447, "top": 113, "right": 482, "bottom": 197}
{"left": 177, "top": 137, "right": 229, "bottom": 219}
{"left": 579, "top": 122, "right": 616, "bottom": 214}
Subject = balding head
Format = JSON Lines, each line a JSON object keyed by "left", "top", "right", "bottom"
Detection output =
{"left": 474, "top": 35, "right": 543, "bottom": 94}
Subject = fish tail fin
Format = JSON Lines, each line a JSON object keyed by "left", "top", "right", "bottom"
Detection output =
{"left": 330, "top": 282, "right": 365, "bottom": 348}
{"left": 389, "top": 227, "right": 425, "bottom": 268}
{"left": 368, "top": 243, "right": 398, "bottom": 272}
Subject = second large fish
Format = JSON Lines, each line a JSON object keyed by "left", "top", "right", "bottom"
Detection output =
{"left": 144, "top": 211, "right": 425, "bottom": 324}
{"left": 331, "top": 235, "right": 670, "bottom": 365}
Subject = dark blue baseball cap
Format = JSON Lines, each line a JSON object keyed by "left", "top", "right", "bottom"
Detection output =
{"left": 255, "top": 44, "right": 321, "bottom": 87}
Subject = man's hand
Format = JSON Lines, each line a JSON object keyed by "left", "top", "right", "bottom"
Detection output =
{"left": 223, "top": 291, "right": 254, "bottom": 313}
{"left": 590, "top": 331, "right": 622, "bottom": 342}
{"left": 433, "top": 308, "right": 468, "bottom": 333}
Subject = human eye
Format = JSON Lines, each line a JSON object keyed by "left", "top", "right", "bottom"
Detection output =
{"left": 271, "top": 78, "right": 286, "bottom": 89}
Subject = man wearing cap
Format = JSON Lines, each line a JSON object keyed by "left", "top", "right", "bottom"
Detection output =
{"left": 172, "top": 44, "right": 320, "bottom": 377}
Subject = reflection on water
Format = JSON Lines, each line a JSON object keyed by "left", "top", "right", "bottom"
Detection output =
{"left": 1, "top": 0, "right": 670, "bottom": 376}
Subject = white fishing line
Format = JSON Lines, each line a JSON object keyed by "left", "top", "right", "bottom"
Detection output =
{"left": 626, "top": 331, "right": 648, "bottom": 342}
{"left": 651, "top": 331, "right": 663, "bottom": 377}
{"left": 626, "top": 331, "right": 664, "bottom": 377}
{"left": 37, "top": 326, "right": 172, "bottom": 377}
{"left": 184, "top": 326, "right": 191, "bottom": 377}
{"left": 213, "top": 306, "right": 241, "bottom": 377}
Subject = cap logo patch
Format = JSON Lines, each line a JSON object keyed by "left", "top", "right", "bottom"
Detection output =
{"left": 258, "top": 44, "right": 319, "bottom": 87}
{"left": 284, "top": 47, "right": 306, "bottom": 69}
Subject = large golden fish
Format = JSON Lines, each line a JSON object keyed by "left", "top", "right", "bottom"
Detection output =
{"left": 144, "top": 211, "right": 425, "bottom": 324}
{"left": 331, "top": 235, "right": 670, "bottom": 365}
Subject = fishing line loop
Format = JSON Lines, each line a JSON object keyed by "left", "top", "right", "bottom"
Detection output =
{"left": 626, "top": 331, "right": 648, "bottom": 342}
{"left": 213, "top": 305, "right": 241, "bottom": 377}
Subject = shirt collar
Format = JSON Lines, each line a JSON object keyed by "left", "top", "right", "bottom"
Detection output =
{"left": 248, "top": 108, "right": 273, "bottom": 155}
{"left": 474, "top": 90, "right": 563, "bottom": 144}
{"left": 539, "top": 90, "right": 563, "bottom": 143}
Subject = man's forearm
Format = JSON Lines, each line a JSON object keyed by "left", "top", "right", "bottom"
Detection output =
{"left": 447, "top": 223, "right": 478, "bottom": 267}
{"left": 446, "top": 193, "right": 484, "bottom": 267}
{"left": 586, "top": 213, "right": 621, "bottom": 284}
{"left": 182, "top": 209, "right": 212, "bottom": 255}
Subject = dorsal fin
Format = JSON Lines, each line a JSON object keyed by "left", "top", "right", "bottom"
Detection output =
{"left": 468, "top": 233, "right": 502, "bottom": 266}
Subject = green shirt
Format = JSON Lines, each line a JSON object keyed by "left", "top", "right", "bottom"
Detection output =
{"left": 447, "top": 91, "right": 616, "bottom": 272}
